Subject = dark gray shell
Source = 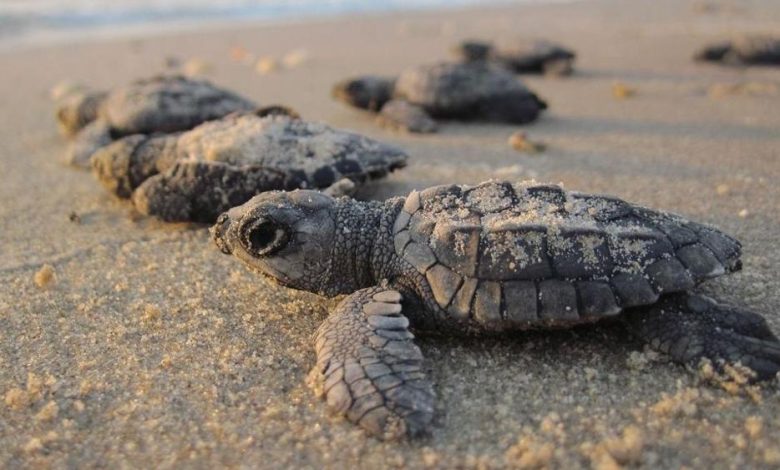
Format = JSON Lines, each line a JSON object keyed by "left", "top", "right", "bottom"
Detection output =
{"left": 102, "top": 75, "right": 256, "bottom": 135}
{"left": 695, "top": 36, "right": 780, "bottom": 65}
{"left": 458, "top": 39, "right": 576, "bottom": 74}
{"left": 392, "top": 181, "right": 741, "bottom": 328}
{"left": 91, "top": 113, "right": 408, "bottom": 200}
{"left": 392, "top": 63, "right": 545, "bottom": 120}
{"left": 170, "top": 113, "right": 408, "bottom": 185}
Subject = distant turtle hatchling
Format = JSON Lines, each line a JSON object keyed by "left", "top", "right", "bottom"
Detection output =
{"left": 455, "top": 38, "right": 576, "bottom": 76}
{"left": 212, "top": 180, "right": 780, "bottom": 440}
{"left": 54, "top": 75, "right": 264, "bottom": 167}
{"left": 695, "top": 35, "right": 780, "bottom": 66}
{"left": 92, "top": 113, "right": 407, "bottom": 222}
{"left": 332, "top": 62, "right": 547, "bottom": 133}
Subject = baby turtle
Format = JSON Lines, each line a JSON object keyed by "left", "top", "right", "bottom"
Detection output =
{"left": 212, "top": 180, "right": 780, "bottom": 440}
{"left": 54, "top": 75, "right": 262, "bottom": 167}
{"left": 695, "top": 35, "right": 780, "bottom": 66}
{"left": 91, "top": 113, "right": 407, "bottom": 223}
{"left": 455, "top": 38, "right": 576, "bottom": 76}
{"left": 332, "top": 62, "right": 547, "bottom": 133}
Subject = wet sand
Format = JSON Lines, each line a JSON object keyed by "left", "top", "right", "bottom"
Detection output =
{"left": 2, "top": 0, "right": 780, "bottom": 467}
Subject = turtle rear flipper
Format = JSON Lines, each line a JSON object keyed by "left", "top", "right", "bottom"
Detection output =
{"left": 624, "top": 293, "right": 780, "bottom": 381}
{"left": 314, "top": 287, "right": 435, "bottom": 440}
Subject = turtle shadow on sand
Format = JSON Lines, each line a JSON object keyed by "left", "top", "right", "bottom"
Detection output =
{"left": 532, "top": 115, "right": 780, "bottom": 142}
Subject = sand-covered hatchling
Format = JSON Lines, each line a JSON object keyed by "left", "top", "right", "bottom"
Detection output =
{"left": 455, "top": 38, "right": 576, "bottom": 76}
{"left": 332, "top": 62, "right": 547, "bottom": 133}
{"left": 91, "top": 113, "right": 407, "bottom": 223}
{"left": 695, "top": 35, "right": 780, "bottom": 66}
{"left": 211, "top": 180, "right": 780, "bottom": 440}
{"left": 54, "top": 75, "right": 264, "bottom": 167}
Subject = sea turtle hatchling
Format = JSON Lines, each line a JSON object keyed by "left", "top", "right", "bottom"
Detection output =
{"left": 211, "top": 180, "right": 780, "bottom": 439}
{"left": 91, "top": 112, "right": 407, "bottom": 223}
{"left": 454, "top": 38, "right": 577, "bottom": 76}
{"left": 332, "top": 62, "right": 547, "bottom": 133}
{"left": 54, "top": 75, "right": 262, "bottom": 167}
{"left": 695, "top": 35, "right": 780, "bottom": 66}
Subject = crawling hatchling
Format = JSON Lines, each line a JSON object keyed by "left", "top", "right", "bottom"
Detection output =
{"left": 455, "top": 38, "right": 576, "bottom": 76}
{"left": 211, "top": 180, "right": 780, "bottom": 439}
{"left": 91, "top": 112, "right": 407, "bottom": 222}
{"left": 332, "top": 62, "right": 547, "bottom": 133}
{"left": 54, "top": 75, "right": 265, "bottom": 167}
{"left": 695, "top": 35, "right": 780, "bottom": 66}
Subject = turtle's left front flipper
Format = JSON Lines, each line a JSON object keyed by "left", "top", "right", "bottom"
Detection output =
{"left": 624, "top": 293, "right": 780, "bottom": 381}
{"left": 314, "top": 287, "right": 435, "bottom": 440}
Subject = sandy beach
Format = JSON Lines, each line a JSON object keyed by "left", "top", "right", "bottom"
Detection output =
{"left": 2, "top": 0, "right": 780, "bottom": 467}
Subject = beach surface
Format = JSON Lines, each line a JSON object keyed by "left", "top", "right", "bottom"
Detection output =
{"left": 2, "top": 0, "right": 780, "bottom": 467}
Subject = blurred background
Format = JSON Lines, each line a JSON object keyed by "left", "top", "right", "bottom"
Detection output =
{"left": 0, "top": 0, "right": 545, "bottom": 48}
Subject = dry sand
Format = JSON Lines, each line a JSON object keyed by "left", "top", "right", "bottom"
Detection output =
{"left": 2, "top": 0, "right": 780, "bottom": 468}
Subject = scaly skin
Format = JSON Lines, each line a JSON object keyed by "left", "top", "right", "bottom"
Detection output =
{"left": 211, "top": 186, "right": 780, "bottom": 440}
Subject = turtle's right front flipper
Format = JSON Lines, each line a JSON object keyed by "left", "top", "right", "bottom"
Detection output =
{"left": 314, "top": 287, "right": 435, "bottom": 440}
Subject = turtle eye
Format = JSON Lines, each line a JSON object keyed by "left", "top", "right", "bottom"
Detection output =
{"left": 241, "top": 218, "right": 289, "bottom": 257}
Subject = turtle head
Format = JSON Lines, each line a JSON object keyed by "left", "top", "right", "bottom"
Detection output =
{"left": 454, "top": 40, "right": 492, "bottom": 62}
{"left": 211, "top": 190, "right": 340, "bottom": 294}
{"left": 694, "top": 43, "right": 731, "bottom": 62}
{"left": 331, "top": 76, "right": 395, "bottom": 112}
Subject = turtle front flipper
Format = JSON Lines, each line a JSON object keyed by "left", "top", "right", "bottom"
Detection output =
{"left": 91, "top": 134, "right": 179, "bottom": 198}
{"left": 377, "top": 100, "right": 438, "bottom": 134}
{"left": 132, "top": 161, "right": 287, "bottom": 223}
{"left": 323, "top": 178, "right": 357, "bottom": 198}
{"left": 65, "top": 120, "right": 114, "bottom": 168}
{"left": 314, "top": 286, "right": 435, "bottom": 440}
{"left": 624, "top": 293, "right": 780, "bottom": 381}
